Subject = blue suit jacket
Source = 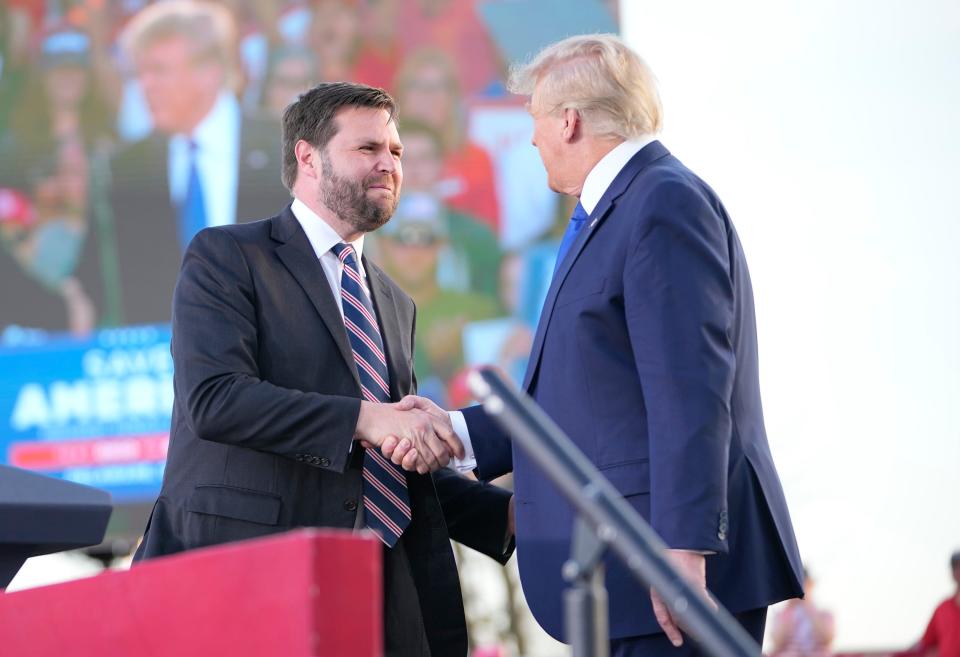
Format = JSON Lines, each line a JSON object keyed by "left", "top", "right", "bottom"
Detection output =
{"left": 463, "top": 141, "right": 804, "bottom": 640}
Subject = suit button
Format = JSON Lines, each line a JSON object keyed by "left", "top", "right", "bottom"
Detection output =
{"left": 343, "top": 499, "right": 358, "bottom": 512}
{"left": 319, "top": 457, "right": 331, "bottom": 467}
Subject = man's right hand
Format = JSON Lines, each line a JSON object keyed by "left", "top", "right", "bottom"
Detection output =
{"left": 354, "top": 401, "right": 464, "bottom": 474}
{"left": 650, "top": 550, "right": 715, "bottom": 647}
{"left": 379, "top": 396, "right": 460, "bottom": 471}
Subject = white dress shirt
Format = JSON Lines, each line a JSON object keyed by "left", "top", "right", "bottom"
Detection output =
{"left": 579, "top": 135, "right": 656, "bottom": 214}
{"left": 451, "top": 135, "right": 657, "bottom": 473}
{"left": 290, "top": 197, "right": 368, "bottom": 302}
{"left": 168, "top": 92, "right": 241, "bottom": 229}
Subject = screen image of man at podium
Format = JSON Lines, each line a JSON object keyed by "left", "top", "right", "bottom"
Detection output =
{"left": 77, "top": 1, "right": 290, "bottom": 326}
{"left": 385, "top": 34, "right": 805, "bottom": 656}
{"left": 132, "top": 82, "right": 514, "bottom": 657}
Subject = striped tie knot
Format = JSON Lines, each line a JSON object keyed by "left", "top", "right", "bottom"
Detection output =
{"left": 332, "top": 241, "right": 358, "bottom": 267}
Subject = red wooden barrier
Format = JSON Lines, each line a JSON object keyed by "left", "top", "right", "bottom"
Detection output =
{"left": 0, "top": 529, "right": 382, "bottom": 657}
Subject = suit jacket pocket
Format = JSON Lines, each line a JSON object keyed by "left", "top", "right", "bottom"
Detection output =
{"left": 599, "top": 459, "right": 650, "bottom": 497}
{"left": 186, "top": 484, "right": 282, "bottom": 526}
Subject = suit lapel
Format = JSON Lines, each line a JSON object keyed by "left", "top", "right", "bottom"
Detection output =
{"left": 272, "top": 207, "right": 361, "bottom": 387}
{"left": 522, "top": 141, "right": 671, "bottom": 391}
{"left": 365, "top": 260, "right": 409, "bottom": 402}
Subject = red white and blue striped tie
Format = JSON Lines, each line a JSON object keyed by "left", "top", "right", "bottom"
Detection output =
{"left": 331, "top": 242, "right": 411, "bottom": 547}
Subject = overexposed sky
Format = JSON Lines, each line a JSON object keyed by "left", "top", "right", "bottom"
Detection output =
{"left": 623, "top": 0, "right": 960, "bottom": 650}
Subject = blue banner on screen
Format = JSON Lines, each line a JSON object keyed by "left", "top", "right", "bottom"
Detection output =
{"left": 0, "top": 325, "right": 173, "bottom": 502}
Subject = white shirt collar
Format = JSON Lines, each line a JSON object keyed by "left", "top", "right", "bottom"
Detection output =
{"left": 168, "top": 92, "right": 238, "bottom": 156}
{"left": 290, "top": 197, "right": 366, "bottom": 262}
{"left": 167, "top": 92, "right": 241, "bottom": 230}
{"left": 579, "top": 135, "right": 656, "bottom": 214}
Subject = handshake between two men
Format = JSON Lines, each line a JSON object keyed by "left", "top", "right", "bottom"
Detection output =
{"left": 354, "top": 395, "right": 462, "bottom": 474}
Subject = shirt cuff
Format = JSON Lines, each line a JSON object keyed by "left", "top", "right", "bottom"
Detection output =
{"left": 447, "top": 410, "right": 477, "bottom": 473}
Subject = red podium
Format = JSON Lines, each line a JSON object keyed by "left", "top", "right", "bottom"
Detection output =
{"left": 0, "top": 529, "right": 382, "bottom": 657}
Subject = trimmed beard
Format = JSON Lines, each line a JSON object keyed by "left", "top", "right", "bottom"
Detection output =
{"left": 319, "top": 151, "right": 398, "bottom": 234}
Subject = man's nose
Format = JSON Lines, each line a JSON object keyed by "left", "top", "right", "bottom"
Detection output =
{"left": 377, "top": 151, "right": 398, "bottom": 173}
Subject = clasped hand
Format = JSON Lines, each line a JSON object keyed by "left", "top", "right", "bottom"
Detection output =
{"left": 354, "top": 396, "right": 463, "bottom": 474}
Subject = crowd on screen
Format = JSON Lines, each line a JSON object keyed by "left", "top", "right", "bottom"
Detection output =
{"left": 0, "top": 0, "right": 621, "bottom": 409}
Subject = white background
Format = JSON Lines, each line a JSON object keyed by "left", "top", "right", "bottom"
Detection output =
{"left": 623, "top": 0, "right": 960, "bottom": 650}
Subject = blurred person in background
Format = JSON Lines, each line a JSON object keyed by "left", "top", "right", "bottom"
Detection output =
{"left": 352, "top": 0, "right": 402, "bottom": 90}
{"left": 0, "top": 24, "right": 113, "bottom": 333}
{"left": 309, "top": 0, "right": 361, "bottom": 82}
{"left": 397, "top": 0, "right": 501, "bottom": 97}
{"left": 0, "top": 185, "right": 93, "bottom": 335}
{"left": 770, "top": 568, "right": 836, "bottom": 657}
{"left": 0, "top": 2, "right": 36, "bottom": 139}
{"left": 394, "top": 47, "right": 501, "bottom": 233}
{"left": 374, "top": 206, "right": 499, "bottom": 406}
{"left": 397, "top": 119, "right": 501, "bottom": 299}
{"left": 917, "top": 551, "right": 960, "bottom": 657}
{"left": 7, "top": 23, "right": 115, "bottom": 146}
{"left": 211, "top": 0, "right": 279, "bottom": 111}
{"left": 80, "top": 0, "right": 289, "bottom": 325}
{"left": 262, "top": 44, "right": 316, "bottom": 118}
{"left": 274, "top": 0, "right": 312, "bottom": 47}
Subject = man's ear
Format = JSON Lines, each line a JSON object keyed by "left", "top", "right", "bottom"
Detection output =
{"left": 561, "top": 107, "right": 581, "bottom": 143}
{"left": 294, "top": 140, "right": 319, "bottom": 180}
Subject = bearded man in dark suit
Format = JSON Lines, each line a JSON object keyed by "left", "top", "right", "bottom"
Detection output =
{"left": 134, "top": 81, "right": 514, "bottom": 657}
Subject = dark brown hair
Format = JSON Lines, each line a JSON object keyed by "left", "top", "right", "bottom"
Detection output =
{"left": 280, "top": 82, "right": 397, "bottom": 191}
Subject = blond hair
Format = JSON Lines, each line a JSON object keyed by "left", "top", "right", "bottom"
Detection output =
{"left": 508, "top": 33, "right": 662, "bottom": 140}
{"left": 122, "top": 1, "right": 238, "bottom": 89}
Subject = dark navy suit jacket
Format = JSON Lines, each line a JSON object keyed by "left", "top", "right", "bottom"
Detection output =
{"left": 134, "top": 207, "right": 513, "bottom": 657}
{"left": 463, "top": 141, "right": 804, "bottom": 640}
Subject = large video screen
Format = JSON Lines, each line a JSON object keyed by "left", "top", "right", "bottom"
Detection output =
{"left": 0, "top": 0, "right": 617, "bottom": 538}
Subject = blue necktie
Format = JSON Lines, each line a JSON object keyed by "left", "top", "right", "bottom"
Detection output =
{"left": 553, "top": 201, "right": 589, "bottom": 275}
{"left": 331, "top": 242, "right": 411, "bottom": 547}
{"left": 178, "top": 140, "right": 207, "bottom": 251}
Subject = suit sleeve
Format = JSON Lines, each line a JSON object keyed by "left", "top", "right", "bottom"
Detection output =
{"left": 432, "top": 468, "right": 514, "bottom": 564}
{"left": 460, "top": 404, "right": 514, "bottom": 481}
{"left": 172, "top": 227, "right": 360, "bottom": 472}
{"left": 623, "top": 179, "right": 735, "bottom": 553}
